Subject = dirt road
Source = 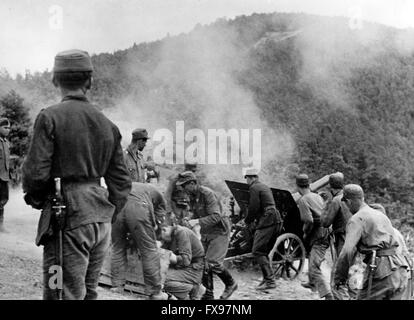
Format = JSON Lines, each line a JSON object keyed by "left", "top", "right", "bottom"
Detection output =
{"left": 0, "top": 188, "right": 323, "bottom": 300}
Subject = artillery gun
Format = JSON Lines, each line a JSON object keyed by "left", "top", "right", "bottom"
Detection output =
{"left": 224, "top": 174, "right": 330, "bottom": 280}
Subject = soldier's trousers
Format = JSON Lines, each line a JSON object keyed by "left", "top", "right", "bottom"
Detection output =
{"left": 0, "top": 180, "right": 9, "bottom": 222}
{"left": 111, "top": 200, "right": 162, "bottom": 295}
{"left": 202, "top": 233, "right": 230, "bottom": 274}
{"left": 43, "top": 222, "right": 111, "bottom": 300}
{"left": 164, "top": 259, "right": 204, "bottom": 299}
{"left": 357, "top": 266, "right": 408, "bottom": 300}
{"left": 330, "top": 232, "right": 352, "bottom": 300}
{"left": 309, "top": 238, "right": 331, "bottom": 298}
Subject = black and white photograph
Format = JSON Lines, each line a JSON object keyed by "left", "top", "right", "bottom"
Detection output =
{"left": 0, "top": 0, "right": 413, "bottom": 308}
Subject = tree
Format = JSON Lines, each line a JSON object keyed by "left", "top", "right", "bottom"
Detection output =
{"left": 0, "top": 90, "right": 32, "bottom": 157}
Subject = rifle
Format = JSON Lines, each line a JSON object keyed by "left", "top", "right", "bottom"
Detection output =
{"left": 367, "top": 250, "right": 377, "bottom": 300}
{"left": 52, "top": 178, "right": 66, "bottom": 300}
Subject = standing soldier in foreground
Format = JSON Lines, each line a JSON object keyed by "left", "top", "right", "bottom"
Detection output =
{"left": 320, "top": 172, "right": 352, "bottom": 299}
{"left": 176, "top": 171, "right": 238, "bottom": 300}
{"left": 244, "top": 168, "right": 283, "bottom": 290}
{"left": 334, "top": 185, "right": 408, "bottom": 300}
{"left": 296, "top": 174, "right": 333, "bottom": 300}
{"left": 0, "top": 118, "right": 11, "bottom": 233}
{"left": 124, "top": 128, "right": 149, "bottom": 182}
{"left": 22, "top": 50, "right": 131, "bottom": 300}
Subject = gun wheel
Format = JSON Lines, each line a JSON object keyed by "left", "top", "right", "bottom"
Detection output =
{"left": 268, "top": 233, "right": 305, "bottom": 280}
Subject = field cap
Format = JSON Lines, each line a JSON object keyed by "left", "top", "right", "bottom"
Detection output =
{"left": 53, "top": 49, "right": 94, "bottom": 72}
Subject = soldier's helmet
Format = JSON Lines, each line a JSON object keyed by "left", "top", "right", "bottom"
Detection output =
{"left": 243, "top": 167, "right": 259, "bottom": 178}
{"left": 132, "top": 128, "right": 150, "bottom": 140}
{"left": 0, "top": 118, "right": 10, "bottom": 127}
{"left": 295, "top": 173, "right": 310, "bottom": 188}
{"left": 329, "top": 172, "right": 344, "bottom": 189}
{"left": 53, "top": 49, "right": 94, "bottom": 73}
{"left": 342, "top": 184, "right": 364, "bottom": 201}
{"left": 176, "top": 171, "right": 197, "bottom": 186}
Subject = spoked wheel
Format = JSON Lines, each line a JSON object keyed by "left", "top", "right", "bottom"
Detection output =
{"left": 268, "top": 233, "right": 306, "bottom": 280}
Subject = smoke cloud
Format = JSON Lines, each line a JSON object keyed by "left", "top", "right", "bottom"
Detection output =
{"left": 104, "top": 19, "right": 296, "bottom": 191}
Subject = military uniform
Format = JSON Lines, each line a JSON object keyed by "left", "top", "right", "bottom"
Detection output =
{"left": 0, "top": 118, "right": 10, "bottom": 231}
{"left": 124, "top": 146, "right": 146, "bottom": 182}
{"left": 297, "top": 191, "right": 331, "bottom": 299}
{"left": 22, "top": 50, "right": 131, "bottom": 300}
{"left": 176, "top": 171, "right": 236, "bottom": 300}
{"left": 163, "top": 225, "right": 205, "bottom": 299}
{"left": 334, "top": 204, "right": 408, "bottom": 300}
{"left": 321, "top": 189, "right": 352, "bottom": 299}
{"left": 111, "top": 182, "right": 166, "bottom": 295}
{"left": 245, "top": 179, "right": 282, "bottom": 288}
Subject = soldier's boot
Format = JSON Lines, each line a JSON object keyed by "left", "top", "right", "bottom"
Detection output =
{"left": 217, "top": 268, "right": 238, "bottom": 300}
{"left": 256, "top": 261, "right": 276, "bottom": 291}
{"left": 201, "top": 268, "right": 215, "bottom": 300}
{"left": 323, "top": 293, "right": 334, "bottom": 300}
{"left": 189, "top": 284, "right": 200, "bottom": 300}
{"left": 150, "top": 291, "right": 169, "bottom": 300}
{"left": 0, "top": 209, "right": 7, "bottom": 233}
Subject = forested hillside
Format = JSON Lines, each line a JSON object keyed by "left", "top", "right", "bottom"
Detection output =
{"left": 1, "top": 12, "right": 414, "bottom": 221}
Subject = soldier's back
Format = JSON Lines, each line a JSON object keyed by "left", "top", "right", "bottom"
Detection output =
{"left": 44, "top": 97, "right": 119, "bottom": 180}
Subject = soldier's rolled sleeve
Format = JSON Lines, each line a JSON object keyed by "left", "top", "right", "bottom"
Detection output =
{"left": 245, "top": 187, "right": 260, "bottom": 224}
{"left": 298, "top": 198, "right": 314, "bottom": 236}
{"left": 198, "top": 191, "right": 222, "bottom": 230}
{"left": 333, "top": 218, "right": 361, "bottom": 284}
{"left": 321, "top": 199, "right": 338, "bottom": 228}
{"left": 104, "top": 129, "right": 131, "bottom": 216}
{"left": 22, "top": 111, "right": 54, "bottom": 195}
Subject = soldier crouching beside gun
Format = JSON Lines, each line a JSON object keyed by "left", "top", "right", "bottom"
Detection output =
{"left": 333, "top": 184, "right": 409, "bottom": 300}
{"left": 158, "top": 223, "right": 205, "bottom": 299}
{"left": 22, "top": 49, "right": 131, "bottom": 300}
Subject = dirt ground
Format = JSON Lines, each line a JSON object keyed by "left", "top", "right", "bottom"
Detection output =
{"left": 0, "top": 187, "right": 327, "bottom": 300}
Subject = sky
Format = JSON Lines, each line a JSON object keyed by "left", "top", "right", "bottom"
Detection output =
{"left": 1, "top": 0, "right": 414, "bottom": 75}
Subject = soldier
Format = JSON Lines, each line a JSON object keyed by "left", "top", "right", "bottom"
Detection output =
{"left": 296, "top": 174, "right": 333, "bottom": 300}
{"left": 0, "top": 118, "right": 11, "bottom": 233}
{"left": 145, "top": 156, "right": 160, "bottom": 183}
{"left": 333, "top": 184, "right": 408, "bottom": 300}
{"left": 124, "top": 128, "right": 149, "bottom": 182}
{"left": 159, "top": 224, "right": 205, "bottom": 299}
{"left": 321, "top": 172, "right": 352, "bottom": 299}
{"left": 176, "top": 171, "right": 238, "bottom": 300}
{"left": 369, "top": 203, "right": 412, "bottom": 300}
{"left": 244, "top": 168, "right": 283, "bottom": 290}
{"left": 22, "top": 49, "right": 131, "bottom": 300}
{"left": 111, "top": 182, "right": 167, "bottom": 299}
{"left": 164, "top": 162, "right": 203, "bottom": 223}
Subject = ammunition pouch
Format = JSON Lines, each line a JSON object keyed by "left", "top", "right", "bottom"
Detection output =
{"left": 255, "top": 206, "right": 281, "bottom": 230}
{"left": 35, "top": 198, "right": 55, "bottom": 246}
